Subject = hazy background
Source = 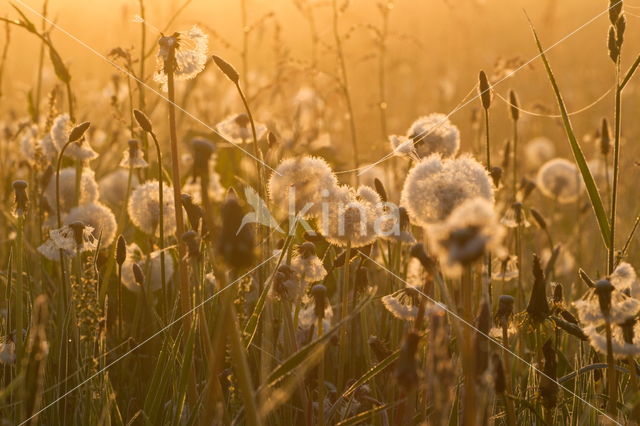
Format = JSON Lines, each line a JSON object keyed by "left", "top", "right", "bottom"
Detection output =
{"left": 0, "top": 0, "right": 638, "bottom": 166}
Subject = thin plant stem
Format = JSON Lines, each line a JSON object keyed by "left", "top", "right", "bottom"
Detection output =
{"left": 605, "top": 320, "right": 618, "bottom": 415}
{"left": 608, "top": 65, "right": 621, "bottom": 274}
{"left": 511, "top": 117, "right": 518, "bottom": 201}
{"left": 14, "top": 214, "right": 25, "bottom": 360}
{"left": 317, "top": 315, "right": 325, "bottom": 426}
{"left": 165, "top": 49, "right": 190, "bottom": 321}
{"left": 337, "top": 241, "right": 351, "bottom": 391}
{"left": 34, "top": 0, "right": 48, "bottom": 122}
{"left": 148, "top": 131, "right": 167, "bottom": 318}
{"left": 462, "top": 267, "right": 476, "bottom": 426}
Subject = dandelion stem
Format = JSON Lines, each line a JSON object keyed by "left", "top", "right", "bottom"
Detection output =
{"left": 148, "top": 131, "right": 167, "bottom": 318}
{"left": 337, "top": 241, "right": 352, "bottom": 391}
{"left": 317, "top": 315, "right": 325, "bottom": 426}
{"left": 14, "top": 214, "right": 25, "bottom": 360}
{"left": 165, "top": 51, "right": 190, "bottom": 321}
{"left": 605, "top": 320, "right": 618, "bottom": 415}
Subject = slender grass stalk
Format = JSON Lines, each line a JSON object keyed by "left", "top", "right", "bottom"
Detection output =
{"left": 337, "top": 241, "right": 351, "bottom": 391}
{"left": 461, "top": 267, "right": 476, "bottom": 426}
{"left": 608, "top": 70, "right": 621, "bottom": 274}
{"left": 33, "top": 0, "right": 49, "bottom": 122}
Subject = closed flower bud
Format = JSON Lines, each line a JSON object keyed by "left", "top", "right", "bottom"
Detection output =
{"left": 212, "top": 55, "right": 239, "bottom": 83}
{"left": 530, "top": 208, "right": 547, "bottom": 230}
{"left": 578, "top": 268, "right": 595, "bottom": 288}
{"left": 182, "top": 230, "right": 200, "bottom": 258}
{"left": 68, "top": 121, "right": 91, "bottom": 143}
{"left": 527, "top": 254, "right": 550, "bottom": 322}
{"left": 509, "top": 89, "right": 519, "bottom": 122}
{"left": 116, "top": 235, "right": 127, "bottom": 266}
{"left": 490, "top": 166, "right": 503, "bottom": 188}
{"left": 600, "top": 118, "right": 611, "bottom": 156}
{"left": 478, "top": 70, "right": 492, "bottom": 110}
{"left": 594, "top": 279, "right": 614, "bottom": 317}
{"left": 132, "top": 263, "right": 145, "bottom": 287}
{"left": 133, "top": 109, "right": 153, "bottom": 133}
{"left": 608, "top": 26, "right": 619, "bottom": 63}
{"left": 494, "top": 295, "right": 515, "bottom": 327}
{"left": 12, "top": 180, "right": 28, "bottom": 216}
{"left": 181, "top": 193, "right": 203, "bottom": 232}
{"left": 373, "top": 177, "right": 387, "bottom": 203}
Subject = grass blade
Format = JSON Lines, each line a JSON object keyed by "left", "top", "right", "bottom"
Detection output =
{"left": 528, "top": 17, "right": 611, "bottom": 248}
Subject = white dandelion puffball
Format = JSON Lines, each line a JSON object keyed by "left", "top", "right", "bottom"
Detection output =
{"left": 154, "top": 26, "right": 208, "bottom": 90}
{"left": 405, "top": 113, "right": 460, "bottom": 159}
{"left": 64, "top": 202, "right": 117, "bottom": 247}
{"left": 401, "top": 154, "right": 494, "bottom": 226}
{"left": 268, "top": 156, "right": 339, "bottom": 217}
{"left": 427, "top": 197, "right": 505, "bottom": 277}
{"left": 128, "top": 180, "right": 177, "bottom": 236}
{"left": 525, "top": 137, "right": 556, "bottom": 170}
{"left": 536, "top": 158, "right": 584, "bottom": 203}
{"left": 44, "top": 167, "right": 99, "bottom": 213}
{"left": 318, "top": 189, "right": 379, "bottom": 248}
{"left": 20, "top": 124, "right": 41, "bottom": 165}
{"left": 99, "top": 169, "right": 140, "bottom": 208}
{"left": 215, "top": 113, "right": 268, "bottom": 144}
{"left": 121, "top": 244, "right": 174, "bottom": 294}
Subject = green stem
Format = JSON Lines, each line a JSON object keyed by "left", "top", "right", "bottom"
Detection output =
{"left": 15, "top": 216, "right": 25, "bottom": 360}
{"left": 149, "top": 131, "right": 167, "bottom": 318}
{"left": 337, "top": 241, "right": 352, "bottom": 391}
{"left": 605, "top": 321, "right": 618, "bottom": 415}
{"left": 608, "top": 68, "right": 621, "bottom": 274}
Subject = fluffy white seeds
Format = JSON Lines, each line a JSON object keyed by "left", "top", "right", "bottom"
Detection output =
{"left": 44, "top": 167, "right": 99, "bottom": 213}
{"left": 536, "top": 158, "right": 584, "bottom": 203}
{"left": 64, "top": 202, "right": 117, "bottom": 247}
{"left": 128, "top": 180, "right": 177, "bottom": 236}
{"left": 404, "top": 113, "right": 460, "bottom": 159}
{"left": 401, "top": 154, "right": 494, "bottom": 226}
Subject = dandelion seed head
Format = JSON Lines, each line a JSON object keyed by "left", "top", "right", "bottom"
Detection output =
{"left": 405, "top": 113, "right": 460, "bottom": 159}
{"left": 389, "top": 135, "right": 415, "bottom": 157}
{"left": 427, "top": 197, "right": 505, "bottom": 277}
{"left": 356, "top": 185, "right": 381, "bottom": 207}
{"left": 215, "top": 113, "right": 268, "bottom": 144}
{"left": 128, "top": 180, "right": 177, "bottom": 236}
{"left": 610, "top": 262, "right": 637, "bottom": 293}
{"left": 122, "top": 244, "right": 174, "bottom": 294}
{"left": 318, "top": 192, "right": 379, "bottom": 248}
{"left": 64, "top": 202, "right": 117, "bottom": 247}
{"left": 401, "top": 154, "right": 494, "bottom": 226}
{"left": 536, "top": 158, "right": 584, "bottom": 203}
{"left": 574, "top": 291, "right": 640, "bottom": 326}
{"left": 20, "top": 124, "right": 42, "bottom": 165}
{"left": 99, "top": 169, "right": 139, "bottom": 208}
{"left": 583, "top": 323, "right": 640, "bottom": 358}
{"left": 38, "top": 223, "right": 98, "bottom": 259}
{"left": 268, "top": 156, "right": 338, "bottom": 216}
{"left": 291, "top": 252, "right": 327, "bottom": 283}
{"left": 120, "top": 140, "right": 149, "bottom": 169}
{"left": 154, "top": 26, "right": 208, "bottom": 90}
{"left": 44, "top": 167, "right": 99, "bottom": 213}
{"left": 381, "top": 293, "right": 418, "bottom": 321}
{"left": 525, "top": 137, "right": 556, "bottom": 170}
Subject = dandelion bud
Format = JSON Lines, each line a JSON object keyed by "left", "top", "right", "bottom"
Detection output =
{"left": 12, "top": 180, "right": 28, "bottom": 216}
{"left": 527, "top": 254, "right": 550, "bottom": 323}
{"left": 373, "top": 178, "right": 387, "bottom": 203}
{"left": 608, "top": 26, "right": 619, "bottom": 63}
{"left": 478, "top": 70, "right": 492, "bottom": 110}
{"left": 191, "top": 137, "right": 216, "bottom": 179}
{"left": 182, "top": 230, "right": 200, "bottom": 258}
{"left": 594, "top": 279, "right": 614, "bottom": 317}
{"left": 600, "top": 118, "right": 611, "bottom": 156}
{"left": 509, "top": 89, "right": 519, "bottom": 122}
{"left": 494, "top": 294, "right": 515, "bottom": 327}
{"left": 553, "top": 282, "right": 564, "bottom": 303}
{"left": 409, "top": 243, "right": 435, "bottom": 270}
{"left": 132, "top": 263, "right": 145, "bottom": 287}
{"left": 181, "top": 193, "right": 203, "bottom": 232}
{"left": 490, "top": 166, "right": 503, "bottom": 188}
{"left": 68, "top": 121, "right": 91, "bottom": 143}
{"left": 492, "top": 354, "right": 507, "bottom": 394}
{"left": 212, "top": 55, "right": 240, "bottom": 83}
{"left": 395, "top": 331, "right": 420, "bottom": 390}
{"left": 217, "top": 194, "right": 255, "bottom": 268}
{"left": 501, "top": 140, "right": 511, "bottom": 169}
{"left": 116, "top": 235, "right": 127, "bottom": 266}
{"left": 539, "top": 339, "right": 558, "bottom": 410}
{"left": 311, "top": 284, "right": 327, "bottom": 319}
{"left": 133, "top": 109, "right": 153, "bottom": 133}
{"left": 530, "top": 208, "right": 547, "bottom": 230}
{"left": 578, "top": 268, "right": 595, "bottom": 288}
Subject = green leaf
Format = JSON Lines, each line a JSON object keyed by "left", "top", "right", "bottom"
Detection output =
{"left": 342, "top": 350, "right": 399, "bottom": 398}
{"left": 528, "top": 19, "right": 611, "bottom": 248}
